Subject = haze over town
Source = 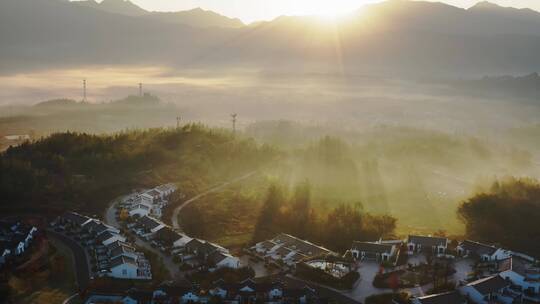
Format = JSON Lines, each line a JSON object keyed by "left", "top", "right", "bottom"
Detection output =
{"left": 1, "top": 1, "right": 540, "bottom": 303}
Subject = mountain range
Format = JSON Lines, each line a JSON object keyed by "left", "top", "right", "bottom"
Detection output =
{"left": 73, "top": 0, "right": 244, "bottom": 27}
{"left": 2, "top": 0, "right": 540, "bottom": 77}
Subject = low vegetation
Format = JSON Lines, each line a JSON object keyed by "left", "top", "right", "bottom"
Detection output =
{"left": 3, "top": 239, "right": 78, "bottom": 304}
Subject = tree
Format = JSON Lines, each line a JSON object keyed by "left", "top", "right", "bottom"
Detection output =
{"left": 291, "top": 180, "right": 312, "bottom": 238}
{"left": 252, "top": 183, "right": 286, "bottom": 242}
{"left": 458, "top": 177, "right": 540, "bottom": 257}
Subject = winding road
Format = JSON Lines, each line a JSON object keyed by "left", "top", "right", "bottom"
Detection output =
{"left": 47, "top": 230, "right": 91, "bottom": 291}
{"left": 171, "top": 171, "right": 257, "bottom": 229}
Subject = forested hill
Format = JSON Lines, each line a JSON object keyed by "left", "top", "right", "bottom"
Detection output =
{"left": 0, "top": 125, "right": 276, "bottom": 216}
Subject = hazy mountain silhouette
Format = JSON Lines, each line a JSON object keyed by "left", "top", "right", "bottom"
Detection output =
{"left": 2, "top": 0, "right": 540, "bottom": 76}
{"left": 143, "top": 8, "right": 244, "bottom": 28}
{"left": 73, "top": 0, "right": 244, "bottom": 28}
{"left": 74, "top": 0, "right": 147, "bottom": 16}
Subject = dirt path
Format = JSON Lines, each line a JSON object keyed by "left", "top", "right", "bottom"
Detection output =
{"left": 171, "top": 171, "right": 257, "bottom": 229}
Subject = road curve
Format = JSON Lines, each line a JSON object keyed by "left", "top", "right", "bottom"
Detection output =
{"left": 47, "top": 230, "right": 90, "bottom": 291}
{"left": 62, "top": 293, "right": 80, "bottom": 304}
{"left": 171, "top": 171, "right": 257, "bottom": 229}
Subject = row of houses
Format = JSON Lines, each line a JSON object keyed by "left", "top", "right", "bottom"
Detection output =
{"left": 130, "top": 215, "right": 241, "bottom": 270}
{"left": 125, "top": 184, "right": 177, "bottom": 219}
{"left": 86, "top": 278, "right": 322, "bottom": 304}
{"left": 413, "top": 249, "right": 540, "bottom": 304}
{"left": 415, "top": 273, "right": 524, "bottom": 304}
{"left": 250, "top": 233, "right": 334, "bottom": 267}
{"left": 0, "top": 220, "right": 38, "bottom": 267}
{"left": 349, "top": 235, "right": 516, "bottom": 263}
{"left": 56, "top": 212, "right": 152, "bottom": 280}
{"left": 348, "top": 235, "right": 447, "bottom": 263}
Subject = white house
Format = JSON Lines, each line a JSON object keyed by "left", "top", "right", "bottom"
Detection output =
{"left": 251, "top": 234, "right": 333, "bottom": 266}
{"left": 155, "top": 183, "right": 177, "bottom": 199}
{"left": 407, "top": 235, "right": 448, "bottom": 255}
{"left": 128, "top": 203, "right": 151, "bottom": 218}
{"left": 109, "top": 256, "right": 140, "bottom": 279}
{"left": 173, "top": 233, "right": 193, "bottom": 248}
{"left": 457, "top": 240, "right": 511, "bottom": 262}
{"left": 180, "top": 291, "right": 199, "bottom": 303}
{"left": 133, "top": 192, "right": 154, "bottom": 206}
{"left": 498, "top": 257, "right": 540, "bottom": 300}
{"left": 13, "top": 239, "right": 25, "bottom": 255}
{"left": 210, "top": 251, "right": 240, "bottom": 269}
{"left": 412, "top": 291, "right": 466, "bottom": 304}
{"left": 351, "top": 241, "right": 397, "bottom": 262}
{"left": 459, "top": 275, "right": 519, "bottom": 304}
{"left": 0, "top": 247, "right": 11, "bottom": 266}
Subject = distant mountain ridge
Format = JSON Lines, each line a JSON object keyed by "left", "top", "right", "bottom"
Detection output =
{"left": 3, "top": 0, "right": 540, "bottom": 77}
{"left": 72, "top": 0, "right": 244, "bottom": 27}
{"left": 74, "top": 0, "right": 147, "bottom": 16}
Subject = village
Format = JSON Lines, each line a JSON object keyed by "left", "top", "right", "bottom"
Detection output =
{"left": 2, "top": 181, "right": 538, "bottom": 304}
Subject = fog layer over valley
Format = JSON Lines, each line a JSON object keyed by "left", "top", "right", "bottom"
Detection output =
{"left": 2, "top": 0, "right": 540, "bottom": 236}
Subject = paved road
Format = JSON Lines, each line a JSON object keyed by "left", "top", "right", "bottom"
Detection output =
{"left": 104, "top": 197, "right": 183, "bottom": 281}
{"left": 344, "top": 259, "right": 440, "bottom": 303}
{"left": 62, "top": 293, "right": 80, "bottom": 304}
{"left": 171, "top": 171, "right": 257, "bottom": 229}
{"left": 47, "top": 229, "right": 91, "bottom": 291}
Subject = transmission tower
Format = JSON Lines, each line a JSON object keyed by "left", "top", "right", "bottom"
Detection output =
{"left": 176, "top": 116, "right": 181, "bottom": 128}
{"left": 231, "top": 113, "right": 238, "bottom": 134}
{"left": 139, "top": 83, "right": 143, "bottom": 97}
{"left": 83, "top": 79, "right": 87, "bottom": 102}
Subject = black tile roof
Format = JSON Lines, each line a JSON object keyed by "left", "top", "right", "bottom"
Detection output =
{"left": 460, "top": 240, "right": 498, "bottom": 256}
{"left": 416, "top": 291, "right": 465, "bottom": 304}
{"left": 408, "top": 235, "right": 447, "bottom": 247}
{"left": 352, "top": 241, "right": 394, "bottom": 254}
{"left": 468, "top": 275, "right": 509, "bottom": 295}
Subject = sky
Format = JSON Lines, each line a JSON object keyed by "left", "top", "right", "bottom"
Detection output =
{"left": 114, "top": 0, "right": 540, "bottom": 23}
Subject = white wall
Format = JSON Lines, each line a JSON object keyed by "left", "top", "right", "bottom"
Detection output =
{"left": 110, "top": 264, "right": 138, "bottom": 279}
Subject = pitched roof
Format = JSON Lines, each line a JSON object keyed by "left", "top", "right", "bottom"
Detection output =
{"left": 257, "top": 240, "right": 277, "bottom": 251}
{"left": 416, "top": 291, "right": 465, "bottom": 304}
{"left": 408, "top": 235, "right": 447, "bottom": 247}
{"left": 63, "top": 212, "right": 91, "bottom": 226}
{"left": 156, "top": 227, "right": 182, "bottom": 245}
{"left": 106, "top": 240, "right": 132, "bottom": 251}
{"left": 352, "top": 241, "right": 394, "bottom": 254}
{"left": 97, "top": 231, "right": 119, "bottom": 243}
{"left": 209, "top": 251, "right": 230, "bottom": 265}
{"left": 272, "top": 234, "right": 332, "bottom": 257}
{"left": 460, "top": 240, "right": 498, "bottom": 256}
{"left": 138, "top": 216, "right": 163, "bottom": 231}
{"left": 156, "top": 183, "right": 176, "bottom": 192}
{"left": 467, "top": 275, "right": 509, "bottom": 295}
{"left": 498, "top": 256, "right": 539, "bottom": 277}
{"left": 110, "top": 256, "right": 137, "bottom": 268}
{"left": 110, "top": 243, "right": 135, "bottom": 258}
{"left": 145, "top": 189, "right": 161, "bottom": 198}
